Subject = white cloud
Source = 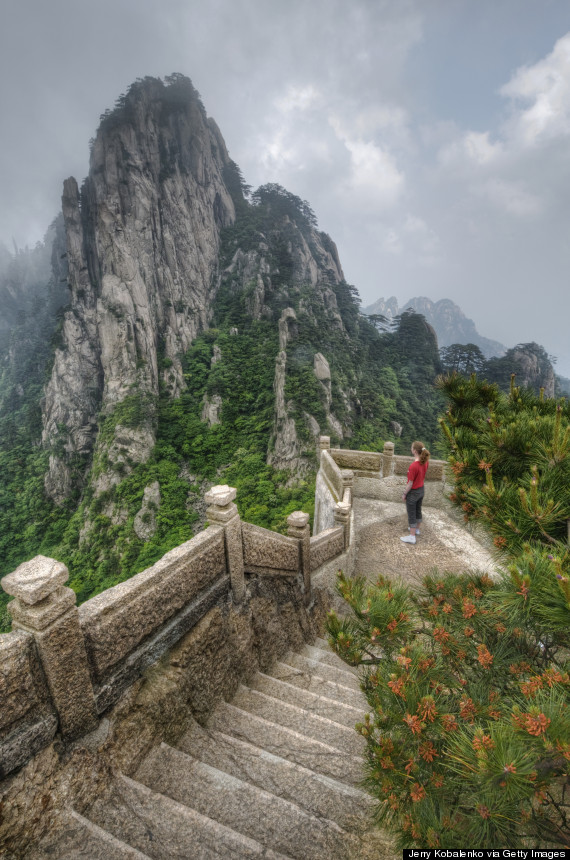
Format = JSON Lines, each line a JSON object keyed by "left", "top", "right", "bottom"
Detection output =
{"left": 274, "top": 85, "right": 322, "bottom": 113}
{"left": 383, "top": 229, "right": 403, "bottom": 255}
{"left": 379, "top": 214, "right": 441, "bottom": 265}
{"left": 439, "top": 130, "right": 503, "bottom": 167}
{"left": 500, "top": 33, "right": 570, "bottom": 147}
{"left": 472, "top": 179, "right": 542, "bottom": 217}
{"left": 329, "top": 115, "right": 405, "bottom": 209}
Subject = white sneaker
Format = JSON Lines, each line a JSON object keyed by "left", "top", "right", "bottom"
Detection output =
{"left": 400, "top": 535, "right": 416, "bottom": 544}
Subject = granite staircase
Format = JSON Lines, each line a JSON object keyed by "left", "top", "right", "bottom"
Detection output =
{"left": 38, "top": 639, "right": 387, "bottom": 859}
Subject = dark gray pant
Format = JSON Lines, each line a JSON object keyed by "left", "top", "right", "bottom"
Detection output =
{"left": 406, "top": 487, "right": 424, "bottom": 528}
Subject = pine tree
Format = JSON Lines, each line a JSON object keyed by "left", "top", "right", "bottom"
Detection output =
{"left": 326, "top": 374, "right": 570, "bottom": 848}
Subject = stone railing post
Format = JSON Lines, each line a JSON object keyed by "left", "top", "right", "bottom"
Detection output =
{"left": 341, "top": 469, "right": 353, "bottom": 498}
{"left": 287, "top": 511, "right": 311, "bottom": 605}
{"left": 205, "top": 485, "right": 245, "bottom": 603}
{"left": 1, "top": 556, "right": 98, "bottom": 741}
{"left": 340, "top": 470, "right": 353, "bottom": 547}
{"left": 319, "top": 436, "right": 330, "bottom": 458}
{"left": 334, "top": 500, "right": 351, "bottom": 550}
{"left": 382, "top": 441, "right": 395, "bottom": 477}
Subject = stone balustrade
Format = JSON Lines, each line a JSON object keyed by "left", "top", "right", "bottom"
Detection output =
{"left": 0, "top": 481, "right": 354, "bottom": 778}
{"left": 0, "top": 434, "right": 451, "bottom": 780}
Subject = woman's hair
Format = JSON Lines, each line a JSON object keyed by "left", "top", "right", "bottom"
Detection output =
{"left": 412, "top": 440, "right": 430, "bottom": 464}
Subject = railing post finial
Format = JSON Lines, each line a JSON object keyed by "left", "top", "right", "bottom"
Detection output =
{"left": 205, "top": 485, "right": 245, "bottom": 603}
{"left": 287, "top": 512, "right": 311, "bottom": 605}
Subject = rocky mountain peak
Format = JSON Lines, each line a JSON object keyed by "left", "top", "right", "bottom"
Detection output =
{"left": 41, "top": 75, "right": 236, "bottom": 502}
{"left": 363, "top": 295, "right": 505, "bottom": 359}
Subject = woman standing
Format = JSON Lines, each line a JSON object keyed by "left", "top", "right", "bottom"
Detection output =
{"left": 400, "top": 441, "right": 430, "bottom": 545}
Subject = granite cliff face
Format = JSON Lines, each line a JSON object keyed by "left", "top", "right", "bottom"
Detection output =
{"left": 41, "top": 77, "right": 235, "bottom": 502}
{"left": 40, "top": 74, "right": 356, "bottom": 502}
{"left": 219, "top": 206, "right": 346, "bottom": 471}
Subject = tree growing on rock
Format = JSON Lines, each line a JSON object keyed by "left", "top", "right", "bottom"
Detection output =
{"left": 326, "top": 374, "right": 570, "bottom": 849}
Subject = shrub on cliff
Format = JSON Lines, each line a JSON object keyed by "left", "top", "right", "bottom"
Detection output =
{"left": 326, "top": 375, "right": 570, "bottom": 848}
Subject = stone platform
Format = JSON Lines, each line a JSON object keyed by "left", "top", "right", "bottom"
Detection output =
{"left": 353, "top": 498, "right": 498, "bottom": 589}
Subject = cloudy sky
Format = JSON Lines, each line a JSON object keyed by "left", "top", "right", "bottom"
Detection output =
{"left": 2, "top": 0, "right": 570, "bottom": 373}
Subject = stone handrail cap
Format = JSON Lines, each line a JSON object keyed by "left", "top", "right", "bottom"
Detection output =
{"left": 383, "top": 441, "right": 395, "bottom": 451}
{"left": 1, "top": 555, "right": 69, "bottom": 605}
{"left": 205, "top": 485, "right": 237, "bottom": 507}
{"left": 335, "top": 501, "right": 351, "bottom": 512}
{"left": 287, "top": 511, "right": 310, "bottom": 528}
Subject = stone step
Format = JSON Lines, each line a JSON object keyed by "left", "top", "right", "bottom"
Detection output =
{"left": 231, "top": 685, "right": 365, "bottom": 756}
{"left": 302, "top": 643, "right": 360, "bottom": 676}
{"left": 84, "top": 773, "right": 291, "bottom": 859}
{"left": 270, "top": 661, "right": 366, "bottom": 710}
{"left": 209, "top": 701, "right": 363, "bottom": 785}
{"left": 177, "top": 721, "right": 375, "bottom": 830}
{"left": 248, "top": 671, "right": 363, "bottom": 729}
{"left": 280, "top": 652, "right": 362, "bottom": 692}
{"left": 29, "top": 809, "right": 152, "bottom": 860}
{"left": 135, "top": 742, "right": 355, "bottom": 860}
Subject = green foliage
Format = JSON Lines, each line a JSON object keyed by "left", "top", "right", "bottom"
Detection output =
{"left": 438, "top": 373, "right": 570, "bottom": 553}
{"left": 441, "top": 342, "right": 555, "bottom": 397}
{"left": 251, "top": 183, "right": 317, "bottom": 231}
{"left": 0, "top": 172, "right": 447, "bottom": 632}
{"left": 327, "top": 377, "right": 570, "bottom": 848}
{"left": 327, "top": 565, "right": 569, "bottom": 848}
{"left": 440, "top": 343, "right": 486, "bottom": 376}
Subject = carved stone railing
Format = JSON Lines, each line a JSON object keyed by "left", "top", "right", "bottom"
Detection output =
{"left": 313, "top": 438, "right": 448, "bottom": 521}
{"left": 0, "top": 482, "right": 353, "bottom": 778}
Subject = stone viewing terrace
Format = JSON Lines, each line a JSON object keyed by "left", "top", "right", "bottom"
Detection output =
{"left": 0, "top": 441, "right": 496, "bottom": 859}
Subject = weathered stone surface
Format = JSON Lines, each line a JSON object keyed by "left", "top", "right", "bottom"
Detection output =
{"left": 314, "top": 468, "right": 336, "bottom": 535}
{"left": 8, "top": 586, "right": 76, "bottom": 631}
{"left": 382, "top": 441, "right": 395, "bottom": 477}
{"left": 200, "top": 392, "right": 223, "bottom": 427}
{"left": 41, "top": 77, "right": 236, "bottom": 503}
{"left": 394, "top": 455, "right": 413, "bottom": 476}
{"left": 267, "top": 308, "right": 303, "bottom": 471}
{"left": 0, "top": 557, "right": 321, "bottom": 858}
{"left": 320, "top": 449, "right": 344, "bottom": 502}
{"left": 12, "top": 607, "right": 98, "bottom": 741}
{"left": 287, "top": 511, "right": 309, "bottom": 529}
{"left": 93, "top": 577, "right": 230, "bottom": 715}
{"left": 393, "top": 455, "right": 445, "bottom": 480}
{"left": 1, "top": 556, "right": 68, "bottom": 605}
{"left": 353, "top": 474, "right": 448, "bottom": 507}
{"left": 207, "top": 498, "right": 245, "bottom": 603}
{"left": 135, "top": 741, "right": 353, "bottom": 860}
{"left": 426, "top": 459, "right": 444, "bottom": 480}
{"left": 340, "top": 469, "right": 354, "bottom": 489}
{"left": 310, "top": 527, "right": 345, "bottom": 572}
{"left": 79, "top": 528, "right": 226, "bottom": 680}
{"left": 313, "top": 352, "right": 331, "bottom": 381}
{"left": 303, "top": 411, "right": 321, "bottom": 438}
{"left": 242, "top": 522, "right": 299, "bottom": 572}
{"left": 0, "top": 632, "right": 38, "bottom": 730}
{"left": 330, "top": 448, "right": 381, "bottom": 472}
{"left": 0, "top": 715, "right": 58, "bottom": 780}
{"left": 204, "top": 484, "right": 237, "bottom": 507}
{"left": 133, "top": 480, "right": 160, "bottom": 541}
{"left": 287, "top": 513, "right": 311, "bottom": 604}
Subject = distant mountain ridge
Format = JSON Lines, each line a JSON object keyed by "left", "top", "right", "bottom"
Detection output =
{"left": 363, "top": 295, "right": 506, "bottom": 359}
